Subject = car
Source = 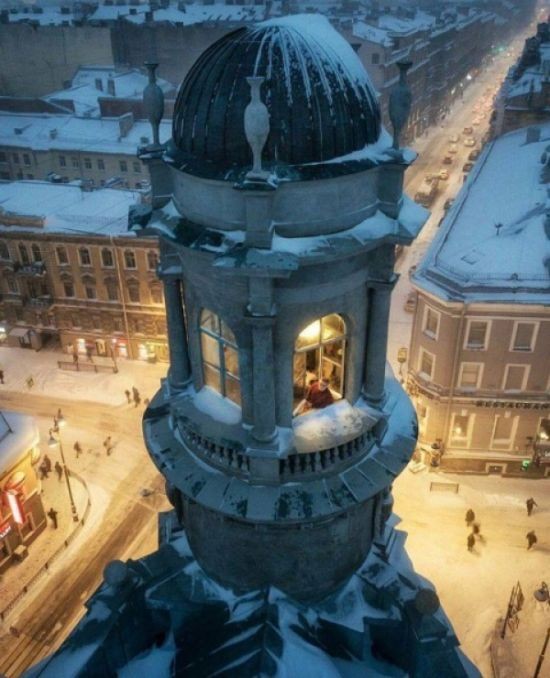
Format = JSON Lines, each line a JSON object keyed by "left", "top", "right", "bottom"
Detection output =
{"left": 424, "top": 173, "right": 436, "bottom": 184}
{"left": 443, "top": 155, "right": 453, "bottom": 165}
{"left": 462, "top": 162, "right": 474, "bottom": 173}
{"left": 463, "top": 126, "right": 474, "bottom": 135}
{"left": 439, "top": 169, "right": 450, "bottom": 180}
{"left": 464, "top": 137, "right": 476, "bottom": 147}
{"left": 448, "top": 144, "right": 458, "bottom": 154}
{"left": 443, "top": 198, "right": 454, "bottom": 211}
{"left": 449, "top": 134, "right": 460, "bottom": 143}
{"left": 404, "top": 291, "right": 417, "bottom": 313}
{"left": 468, "top": 149, "right": 480, "bottom": 160}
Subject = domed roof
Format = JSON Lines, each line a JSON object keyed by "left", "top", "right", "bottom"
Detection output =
{"left": 171, "top": 15, "right": 381, "bottom": 179}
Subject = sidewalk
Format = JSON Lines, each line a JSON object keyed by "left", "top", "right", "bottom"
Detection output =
{"left": 0, "top": 345, "right": 167, "bottom": 406}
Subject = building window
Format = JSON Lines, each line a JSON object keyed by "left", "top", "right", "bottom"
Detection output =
{"left": 18, "top": 244, "right": 29, "bottom": 265}
{"left": 84, "top": 158, "right": 92, "bottom": 170}
{"left": 127, "top": 281, "right": 140, "bottom": 303}
{"left": 105, "top": 278, "right": 119, "bottom": 301}
{"left": 132, "top": 161, "right": 141, "bottom": 173}
{"left": 83, "top": 279, "right": 96, "bottom": 300}
{"left": 465, "top": 319, "right": 490, "bottom": 350}
{"left": 503, "top": 364, "right": 529, "bottom": 392}
{"left": 450, "top": 413, "right": 473, "bottom": 447}
{"left": 491, "top": 414, "right": 517, "bottom": 451}
{"left": 71, "top": 157, "right": 79, "bottom": 169}
{"left": 79, "top": 247, "right": 91, "bottom": 266}
{"left": 150, "top": 284, "right": 163, "bottom": 304}
{"left": 293, "top": 314, "right": 346, "bottom": 409}
{"left": 418, "top": 348, "right": 435, "bottom": 380}
{"left": 97, "top": 159, "right": 105, "bottom": 171}
{"left": 56, "top": 246, "right": 68, "bottom": 265}
{"left": 23, "top": 153, "right": 31, "bottom": 166}
{"left": 12, "top": 153, "right": 19, "bottom": 164}
{"left": 458, "top": 362, "right": 483, "bottom": 390}
{"left": 31, "top": 243, "right": 42, "bottom": 262}
{"left": 200, "top": 310, "right": 241, "bottom": 406}
{"left": 63, "top": 281, "right": 75, "bottom": 298}
{"left": 6, "top": 275, "right": 18, "bottom": 294}
{"left": 59, "top": 155, "right": 66, "bottom": 167}
{"left": 124, "top": 250, "right": 136, "bottom": 269}
{"left": 422, "top": 306, "right": 440, "bottom": 339}
{"left": 0, "top": 151, "right": 6, "bottom": 162}
{"left": 510, "top": 321, "right": 537, "bottom": 352}
{"left": 372, "top": 53, "right": 380, "bottom": 65}
{"left": 120, "top": 160, "right": 128, "bottom": 173}
{"left": 147, "top": 250, "right": 158, "bottom": 271}
{"left": 101, "top": 248, "right": 114, "bottom": 268}
{"left": 113, "top": 318, "right": 123, "bottom": 332}
{"left": 0, "top": 241, "right": 9, "bottom": 260}
{"left": 92, "top": 315, "right": 102, "bottom": 331}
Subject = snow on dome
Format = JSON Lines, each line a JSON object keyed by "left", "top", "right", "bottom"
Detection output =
{"left": 171, "top": 14, "right": 381, "bottom": 178}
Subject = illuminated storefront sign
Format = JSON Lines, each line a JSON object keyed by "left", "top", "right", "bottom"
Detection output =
{"left": 474, "top": 401, "right": 550, "bottom": 410}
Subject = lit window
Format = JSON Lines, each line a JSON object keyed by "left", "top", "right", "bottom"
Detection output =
{"left": 450, "top": 413, "right": 471, "bottom": 446}
{"left": 124, "top": 250, "right": 136, "bottom": 269}
{"left": 465, "top": 320, "right": 489, "bottom": 350}
{"left": 491, "top": 415, "right": 517, "bottom": 450}
{"left": 79, "top": 247, "right": 91, "bottom": 266}
{"left": 423, "top": 306, "right": 440, "bottom": 338}
{"left": 418, "top": 348, "right": 434, "bottom": 380}
{"left": 458, "top": 363, "right": 482, "bottom": 390}
{"left": 101, "top": 248, "right": 114, "bottom": 268}
{"left": 511, "top": 322, "right": 536, "bottom": 352}
{"left": 503, "top": 364, "right": 528, "bottom": 392}
{"left": 293, "top": 314, "right": 346, "bottom": 410}
{"left": 200, "top": 310, "right": 241, "bottom": 406}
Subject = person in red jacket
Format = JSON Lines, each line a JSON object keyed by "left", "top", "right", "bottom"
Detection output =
{"left": 306, "top": 378, "right": 334, "bottom": 410}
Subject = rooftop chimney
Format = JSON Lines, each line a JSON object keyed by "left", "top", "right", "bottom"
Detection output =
{"left": 107, "top": 78, "right": 116, "bottom": 96}
{"left": 118, "top": 112, "right": 134, "bottom": 138}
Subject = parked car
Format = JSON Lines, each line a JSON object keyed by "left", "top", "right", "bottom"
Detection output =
{"left": 443, "top": 155, "right": 453, "bottom": 165}
{"left": 439, "top": 169, "right": 450, "bottom": 180}
{"left": 404, "top": 291, "right": 417, "bottom": 312}
{"left": 448, "top": 144, "right": 458, "bottom": 154}
{"left": 464, "top": 137, "right": 476, "bottom": 147}
{"left": 463, "top": 126, "right": 474, "bottom": 135}
{"left": 468, "top": 149, "right": 480, "bottom": 160}
{"left": 449, "top": 134, "right": 460, "bottom": 143}
{"left": 443, "top": 198, "right": 454, "bottom": 211}
{"left": 462, "top": 162, "right": 474, "bottom": 173}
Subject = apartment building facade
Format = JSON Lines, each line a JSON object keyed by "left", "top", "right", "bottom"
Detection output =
{"left": 0, "top": 181, "right": 168, "bottom": 362}
{"left": 408, "top": 125, "right": 550, "bottom": 477}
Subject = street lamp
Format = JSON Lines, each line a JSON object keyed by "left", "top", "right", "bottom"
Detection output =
{"left": 48, "top": 412, "right": 79, "bottom": 523}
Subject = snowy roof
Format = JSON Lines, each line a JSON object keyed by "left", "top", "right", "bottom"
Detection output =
{"left": 414, "top": 124, "right": 550, "bottom": 305}
{"left": 0, "top": 181, "right": 141, "bottom": 237}
{"left": 3, "top": 6, "right": 77, "bottom": 26}
{"left": 377, "top": 13, "right": 434, "bottom": 35}
{"left": 507, "top": 44, "right": 550, "bottom": 100}
{"left": 352, "top": 21, "right": 393, "bottom": 47}
{"left": 0, "top": 112, "right": 171, "bottom": 156}
{"left": 90, "top": 2, "right": 266, "bottom": 25}
{"left": 0, "top": 411, "right": 39, "bottom": 476}
{"left": 43, "top": 67, "right": 174, "bottom": 118}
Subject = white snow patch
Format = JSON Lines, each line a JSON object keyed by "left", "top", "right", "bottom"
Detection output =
{"left": 192, "top": 386, "right": 242, "bottom": 425}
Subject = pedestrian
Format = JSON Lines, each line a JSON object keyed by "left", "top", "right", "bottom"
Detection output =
{"left": 124, "top": 389, "right": 131, "bottom": 404}
{"left": 134, "top": 393, "right": 141, "bottom": 408}
{"left": 39, "top": 461, "right": 49, "bottom": 480}
{"left": 86, "top": 345, "right": 93, "bottom": 362}
{"left": 54, "top": 461, "right": 63, "bottom": 481}
{"left": 73, "top": 441, "right": 82, "bottom": 458}
{"left": 526, "top": 530, "right": 537, "bottom": 550}
{"left": 72, "top": 352, "right": 78, "bottom": 365}
{"left": 103, "top": 436, "right": 113, "bottom": 455}
{"left": 47, "top": 507, "right": 58, "bottom": 529}
{"left": 465, "top": 508, "right": 475, "bottom": 526}
{"left": 43, "top": 453, "right": 52, "bottom": 473}
{"left": 467, "top": 533, "right": 475, "bottom": 552}
{"left": 0, "top": 369, "right": 4, "bottom": 384}
{"left": 526, "top": 497, "right": 538, "bottom": 516}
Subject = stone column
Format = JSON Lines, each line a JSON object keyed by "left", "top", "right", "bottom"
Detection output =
{"left": 250, "top": 316, "right": 277, "bottom": 443}
{"left": 363, "top": 280, "right": 395, "bottom": 406}
{"left": 163, "top": 278, "right": 190, "bottom": 388}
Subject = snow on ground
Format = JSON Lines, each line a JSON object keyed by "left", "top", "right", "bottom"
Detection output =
{"left": 0, "top": 346, "right": 167, "bottom": 406}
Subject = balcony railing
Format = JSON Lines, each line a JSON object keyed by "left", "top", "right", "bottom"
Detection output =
{"left": 14, "top": 261, "right": 46, "bottom": 277}
{"left": 23, "top": 295, "right": 53, "bottom": 309}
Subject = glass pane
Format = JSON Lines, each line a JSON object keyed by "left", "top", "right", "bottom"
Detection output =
{"left": 452, "top": 415, "right": 469, "bottom": 440}
{"left": 323, "top": 340, "right": 343, "bottom": 365}
{"left": 425, "top": 309, "right": 438, "bottom": 335}
{"left": 321, "top": 314, "right": 345, "bottom": 341}
{"left": 293, "top": 352, "right": 307, "bottom": 401}
{"left": 468, "top": 322, "right": 486, "bottom": 347}
{"left": 322, "top": 359, "right": 342, "bottom": 396}
{"left": 505, "top": 366, "right": 524, "bottom": 391}
{"left": 494, "top": 416, "right": 513, "bottom": 440}
{"left": 223, "top": 345, "right": 239, "bottom": 378}
{"left": 420, "top": 351, "right": 433, "bottom": 377}
{"left": 514, "top": 323, "right": 533, "bottom": 350}
{"left": 203, "top": 364, "right": 221, "bottom": 393}
{"left": 201, "top": 332, "right": 220, "bottom": 367}
{"left": 200, "top": 310, "right": 219, "bottom": 335}
{"left": 296, "top": 319, "right": 321, "bottom": 350}
{"left": 225, "top": 375, "right": 241, "bottom": 406}
{"left": 460, "top": 364, "right": 479, "bottom": 388}
{"left": 221, "top": 321, "right": 236, "bottom": 345}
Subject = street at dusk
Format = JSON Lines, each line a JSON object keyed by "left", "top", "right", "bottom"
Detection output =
{"left": 1, "top": 0, "right": 549, "bottom": 676}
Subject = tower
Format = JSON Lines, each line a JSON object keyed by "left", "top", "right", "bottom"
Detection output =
{"left": 30, "top": 16, "right": 479, "bottom": 678}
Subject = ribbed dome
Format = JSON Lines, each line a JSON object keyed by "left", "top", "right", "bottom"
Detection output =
{"left": 172, "top": 14, "right": 381, "bottom": 178}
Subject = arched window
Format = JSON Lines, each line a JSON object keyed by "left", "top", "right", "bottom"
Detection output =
{"left": 0, "top": 241, "right": 9, "bottom": 260}
{"left": 31, "top": 243, "right": 42, "bottom": 262}
{"left": 293, "top": 314, "right": 346, "bottom": 411}
{"left": 124, "top": 249, "right": 136, "bottom": 269}
{"left": 147, "top": 250, "right": 158, "bottom": 271}
{"left": 19, "top": 244, "right": 29, "bottom": 265}
{"left": 104, "top": 277, "right": 119, "bottom": 301}
{"left": 127, "top": 279, "right": 140, "bottom": 303}
{"left": 150, "top": 283, "right": 163, "bottom": 304}
{"left": 56, "top": 246, "right": 68, "bottom": 265}
{"left": 101, "top": 248, "right": 114, "bottom": 268}
{"left": 82, "top": 275, "right": 96, "bottom": 300}
{"left": 199, "top": 310, "right": 241, "bottom": 406}
{"left": 79, "top": 247, "right": 91, "bottom": 266}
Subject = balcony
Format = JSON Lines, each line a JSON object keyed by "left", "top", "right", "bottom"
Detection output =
{"left": 23, "top": 295, "right": 53, "bottom": 310}
{"left": 13, "top": 261, "right": 46, "bottom": 277}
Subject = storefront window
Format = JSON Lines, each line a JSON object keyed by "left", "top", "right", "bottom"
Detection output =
{"left": 199, "top": 310, "right": 241, "bottom": 406}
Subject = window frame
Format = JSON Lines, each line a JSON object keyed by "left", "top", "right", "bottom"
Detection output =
{"left": 450, "top": 412, "right": 475, "bottom": 448}
{"left": 78, "top": 247, "right": 92, "bottom": 267}
{"left": 509, "top": 320, "right": 538, "bottom": 353}
{"left": 124, "top": 249, "right": 136, "bottom": 270}
{"left": 418, "top": 347, "right": 435, "bottom": 381}
{"left": 490, "top": 414, "right": 518, "bottom": 451}
{"left": 55, "top": 245, "right": 69, "bottom": 265}
{"left": 422, "top": 305, "right": 440, "bottom": 340}
{"left": 58, "top": 155, "right": 66, "bottom": 167}
{"left": 63, "top": 280, "right": 75, "bottom": 298}
{"left": 457, "top": 362, "right": 484, "bottom": 390}
{"left": 199, "top": 310, "right": 241, "bottom": 406}
{"left": 127, "top": 280, "right": 140, "bottom": 303}
{"left": 463, "top": 318, "right": 491, "bottom": 351}
{"left": 101, "top": 247, "right": 115, "bottom": 268}
{"left": 0, "top": 241, "right": 10, "bottom": 260}
{"left": 502, "top": 364, "right": 530, "bottom": 392}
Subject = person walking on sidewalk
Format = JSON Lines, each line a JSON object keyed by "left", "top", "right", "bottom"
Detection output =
{"left": 467, "top": 533, "right": 475, "bottom": 552}
{"left": 103, "top": 436, "right": 113, "bottom": 455}
{"left": 47, "top": 507, "right": 58, "bottom": 529}
{"left": 526, "top": 530, "right": 538, "bottom": 550}
{"left": 73, "top": 441, "right": 82, "bottom": 458}
{"left": 132, "top": 386, "right": 141, "bottom": 408}
{"left": 124, "top": 389, "right": 131, "bottom": 404}
{"left": 465, "top": 509, "right": 475, "bottom": 526}
{"left": 54, "top": 461, "right": 63, "bottom": 481}
{"left": 526, "top": 497, "right": 538, "bottom": 516}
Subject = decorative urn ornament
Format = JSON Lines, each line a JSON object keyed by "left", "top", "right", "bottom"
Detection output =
{"left": 143, "top": 62, "right": 165, "bottom": 146}
{"left": 244, "top": 76, "right": 270, "bottom": 179}
{"left": 389, "top": 61, "right": 413, "bottom": 150}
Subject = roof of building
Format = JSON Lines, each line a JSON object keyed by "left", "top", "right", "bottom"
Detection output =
{"left": 413, "top": 124, "right": 550, "bottom": 305}
{"left": 0, "top": 180, "right": 141, "bottom": 237}
{"left": 43, "top": 67, "right": 174, "bottom": 118}
{"left": 1, "top": 5, "right": 78, "bottom": 26}
{"left": 171, "top": 14, "right": 381, "bottom": 180}
{"left": 0, "top": 112, "right": 171, "bottom": 156}
{"left": 0, "top": 411, "right": 39, "bottom": 476}
{"left": 89, "top": 2, "right": 268, "bottom": 25}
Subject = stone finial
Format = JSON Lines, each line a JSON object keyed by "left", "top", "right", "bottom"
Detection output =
{"left": 244, "top": 76, "right": 270, "bottom": 180}
{"left": 389, "top": 61, "right": 413, "bottom": 151}
{"left": 143, "top": 62, "right": 164, "bottom": 147}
